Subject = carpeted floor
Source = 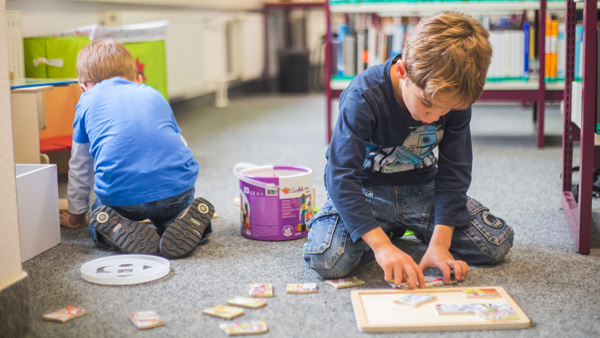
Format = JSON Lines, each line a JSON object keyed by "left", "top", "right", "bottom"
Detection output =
{"left": 18, "top": 93, "right": 600, "bottom": 337}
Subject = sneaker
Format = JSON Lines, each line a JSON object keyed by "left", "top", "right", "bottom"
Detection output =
{"left": 89, "top": 206, "right": 160, "bottom": 255}
{"left": 160, "top": 197, "right": 215, "bottom": 259}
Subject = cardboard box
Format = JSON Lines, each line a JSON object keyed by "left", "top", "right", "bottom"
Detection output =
{"left": 16, "top": 164, "right": 61, "bottom": 262}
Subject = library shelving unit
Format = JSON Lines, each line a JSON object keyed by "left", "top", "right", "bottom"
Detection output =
{"left": 561, "top": 0, "right": 597, "bottom": 254}
{"left": 324, "top": 0, "right": 564, "bottom": 147}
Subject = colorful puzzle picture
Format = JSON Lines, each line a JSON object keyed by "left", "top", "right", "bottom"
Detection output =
{"left": 463, "top": 288, "right": 501, "bottom": 298}
{"left": 325, "top": 277, "right": 365, "bottom": 289}
{"left": 249, "top": 283, "right": 273, "bottom": 298}
{"left": 351, "top": 287, "right": 530, "bottom": 332}
{"left": 240, "top": 192, "right": 251, "bottom": 233}
{"left": 393, "top": 294, "right": 436, "bottom": 307}
{"left": 219, "top": 320, "right": 269, "bottom": 336}
{"left": 42, "top": 306, "right": 87, "bottom": 323}
{"left": 129, "top": 311, "right": 166, "bottom": 330}
{"left": 286, "top": 283, "right": 318, "bottom": 294}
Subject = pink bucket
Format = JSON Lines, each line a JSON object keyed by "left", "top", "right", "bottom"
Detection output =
{"left": 233, "top": 164, "right": 313, "bottom": 241}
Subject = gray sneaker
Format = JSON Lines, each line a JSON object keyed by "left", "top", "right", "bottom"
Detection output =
{"left": 89, "top": 205, "right": 160, "bottom": 255}
{"left": 160, "top": 197, "right": 214, "bottom": 259}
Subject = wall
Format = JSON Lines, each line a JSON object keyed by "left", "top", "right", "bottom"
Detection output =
{"left": 5, "top": 0, "right": 268, "bottom": 103}
{"left": 6, "top": 1, "right": 327, "bottom": 101}
{"left": 0, "top": 0, "right": 27, "bottom": 292}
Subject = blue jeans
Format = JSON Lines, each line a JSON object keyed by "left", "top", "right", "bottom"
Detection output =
{"left": 89, "top": 188, "right": 195, "bottom": 246}
{"left": 302, "top": 181, "right": 514, "bottom": 279}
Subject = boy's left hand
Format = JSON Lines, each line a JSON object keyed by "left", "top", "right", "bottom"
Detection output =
{"left": 419, "top": 244, "right": 469, "bottom": 282}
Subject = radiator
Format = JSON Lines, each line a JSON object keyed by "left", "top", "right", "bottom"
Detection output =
{"left": 104, "top": 10, "right": 264, "bottom": 106}
{"left": 6, "top": 10, "right": 24, "bottom": 79}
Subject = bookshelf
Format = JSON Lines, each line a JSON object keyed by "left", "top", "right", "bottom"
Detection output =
{"left": 561, "top": 0, "right": 598, "bottom": 254}
{"left": 324, "top": 0, "right": 565, "bottom": 147}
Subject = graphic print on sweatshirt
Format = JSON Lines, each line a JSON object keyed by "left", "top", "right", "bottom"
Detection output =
{"left": 363, "top": 124, "right": 444, "bottom": 173}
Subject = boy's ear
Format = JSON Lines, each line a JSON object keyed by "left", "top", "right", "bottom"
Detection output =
{"left": 395, "top": 60, "right": 407, "bottom": 80}
{"left": 79, "top": 82, "right": 94, "bottom": 92}
{"left": 134, "top": 74, "right": 144, "bottom": 84}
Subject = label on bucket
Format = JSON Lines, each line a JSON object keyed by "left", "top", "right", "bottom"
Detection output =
{"left": 239, "top": 167, "right": 313, "bottom": 241}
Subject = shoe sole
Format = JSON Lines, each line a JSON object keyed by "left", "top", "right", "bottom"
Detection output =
{"left": 160, "top": 198, "right": 214, "bottom": 259}
{"left": 90, "top": 206, "right": 160, "bottom": 255}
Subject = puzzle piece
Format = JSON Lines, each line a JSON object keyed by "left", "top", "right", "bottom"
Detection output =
{"left": 129, "top": 311, "right": 165, "bottom": 330}
{"left": 325, "top": 277, "right": 365, "bottom": 289}
{"left": 202, "top": 305, "right": 245, "bottom": 320}
{"left": 388, "top": 274, "right": 457, "bottom": 289}
{"left": 463, "top": 288, "right": 501, "bottom": 298}
{"left": 286, "top": 283, "right": 318, "bottom": 294}
{"left": 249, "top": 283, "right": 273, "bottom": 298}
{"left": 42, "top": 306, "right": 87, "bottom": 323}
{"left": 227, "top": 296, "right": 267, "bottom": 309}
{"left": 219, "top": 320, "right": 269, "bottom": 336}
{"left": 393, "top": 294, "right": 436, "bottom": 307}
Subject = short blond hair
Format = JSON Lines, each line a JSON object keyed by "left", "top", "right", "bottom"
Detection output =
{"left": 76, "top": 40, "right": 137, "bottom": 84}
{"left": 402, "top": 11, "right": 492, "bottom": 108}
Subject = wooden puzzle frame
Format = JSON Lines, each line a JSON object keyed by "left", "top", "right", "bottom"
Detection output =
{"left": 351, "top": 286, "right": 530, "bottom": 333}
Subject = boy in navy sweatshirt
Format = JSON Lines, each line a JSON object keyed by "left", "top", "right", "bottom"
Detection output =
{"left": 303, "top": 11, "right": 513, "bottom": 288}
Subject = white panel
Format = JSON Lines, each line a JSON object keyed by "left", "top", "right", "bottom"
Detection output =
{"left": 202, "top": 14, "right": 228, "bottom": 88}
{"left": 16, "top": 164, "right": 61, "bottom": 262}
{"left": 237, "top": 13, "right": 265, "bottom": 81}
{"left": 0, "top": 0, "right": 27, "bottom": 292}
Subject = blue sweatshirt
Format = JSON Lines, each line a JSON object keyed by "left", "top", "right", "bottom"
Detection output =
{"left": 325, "top": 56, "right": 472, "bottom": 242}
{"left": 72, "top": 77, "right": 199, "bottom": 207}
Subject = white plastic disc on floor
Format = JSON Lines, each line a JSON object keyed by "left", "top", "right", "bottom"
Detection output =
{"left": 80, "top": 254, "right": 170, "bottom": 285}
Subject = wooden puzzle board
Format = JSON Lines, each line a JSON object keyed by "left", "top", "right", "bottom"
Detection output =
{"left": 351, "top": 286, "right": 530, "bottom": 332}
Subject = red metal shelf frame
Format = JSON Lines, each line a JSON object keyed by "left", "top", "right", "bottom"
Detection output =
{"left": 561, "top": 0, "right": 598, "bottom": 254}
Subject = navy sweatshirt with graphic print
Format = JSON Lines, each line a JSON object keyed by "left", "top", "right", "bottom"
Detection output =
{"left": 325, "top": 56, "right": 473, "bottom": 243}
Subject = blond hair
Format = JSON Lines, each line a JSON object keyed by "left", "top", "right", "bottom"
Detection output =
{"left": 402, "top": 11, "right": 492, "bottom": 108}
{"left": 76, "top": 40, "right": 137, "bottom": 84}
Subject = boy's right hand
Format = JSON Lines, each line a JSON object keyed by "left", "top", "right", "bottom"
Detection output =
{"left": 60, "top": 212, "right": 88, "bottom": 229}
{"left": 362, "top": 227, "right": 425, "bottom": 289}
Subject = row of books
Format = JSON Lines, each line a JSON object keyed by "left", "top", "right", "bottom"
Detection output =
{"left": 332, "top": 15, "right": 582, "bottom": 83}
{"left": 334, "top": 17, "right": 415, "bottom": 78}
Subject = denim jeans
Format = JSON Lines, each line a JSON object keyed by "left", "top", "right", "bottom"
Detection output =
{"left": 302, "top": 181, "right": 514, "bottom": 279}
{"left": 89, "top": 188, "right": 196, "bottom": 246}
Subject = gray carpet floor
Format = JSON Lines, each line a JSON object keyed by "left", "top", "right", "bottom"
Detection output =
{"left": 19, "top": 93, "right": 600, "bottom": 337}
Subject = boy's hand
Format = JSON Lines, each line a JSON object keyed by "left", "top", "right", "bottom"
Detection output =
{"left": 60, "top": 212, "right": 88, "bottom": 229}
{"left": 362, "top": 227, "right": 425, "bottom": 289}
{"left": 419, "top": 244, "right": 468, "bottom": 282}
{"left": 419, "top": 224, "right": 468, "bottom": 282}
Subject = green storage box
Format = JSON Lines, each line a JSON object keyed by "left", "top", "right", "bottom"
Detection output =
{"left": 23, "top": 35, "right": 168, "bottom": 100}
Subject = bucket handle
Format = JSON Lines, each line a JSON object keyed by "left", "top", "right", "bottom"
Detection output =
{"left": 233, "top": 163, "right": 279, "bottom": 193}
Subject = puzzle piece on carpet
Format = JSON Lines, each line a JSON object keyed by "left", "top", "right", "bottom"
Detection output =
{"left": 129, "top": 311, "right": 165, "bottom": 330}
{"left": 203, "top": 305, "right": 245, "bottom": 320}
{"left": 42, "top": 306, "right": 88, "bottom": 323}
{"left": 286, "top": 283, "right": 318, "bottom": 294}
{"left": 249, "top": 283, "right": 273, "bottom": 298}
{"left": 325, "top": 277, "right": 365, "bottom": 289}
{"left": 219, "top": 319, "right": 269, "bottom": 336}
{"left": 227, "top": 296, "right": 267, "bottom": 309}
